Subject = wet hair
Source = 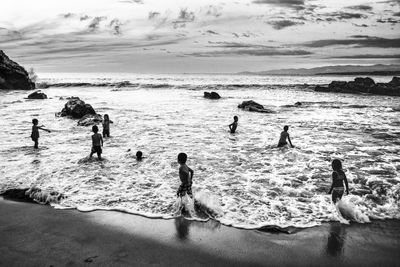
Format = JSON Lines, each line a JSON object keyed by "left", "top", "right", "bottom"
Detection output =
{"left": 92, "top": 125, "right": 99, "bottom": 133}
{"left": 234, "top": 116, "right": 238, "bottom": 121}
{"left": 136, "top": 151, "right": 143, "bottom": 160}
{"left": 332, "top": 159, "right": 342, "bottom": 171}
{"left": 177, "top": 153, "right": 187, "bottom": 164}
{"left": 32, "top": 118, "right": 38, "bottom": 125}
{"left": 284, "top": 125, "right": 289, "bottom": 131}
{"left": 104, "top": 114, "right": 109, "bottom": 121}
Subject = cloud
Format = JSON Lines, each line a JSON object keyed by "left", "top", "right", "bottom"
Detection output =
{"left": 205, "top": 5, "right": 222, "bottom": 17}
{"left": 109, "top": 19, "right": 122, "bottom": 35}
{"left": 346, "top": 5, "right": 373, "bottom": 11}
{"left": 303, "top": 36, "right": 400, "bottom": 48}
{"left": 172, "top": 8, "right": 195, "bottom": 28}
{"left": 118, "top": 0, "right": 143, "bottom": 4}
{"left": 352, "top": 23, "right": 369, "bottom": 27}
{"left": 322, "top": 11, "right": 368, "bottom": 20}
{"left": 80, "top": 15, "right": 91, "bottom": 21}
{"left": 148, "top": 12, "right": 160, "bottom": 19}
{"left": 252, "top": 0, "right": 305, "bottom": 10}
{"left": 266, "top": 19, "right": 304, "bottom": 30}
{"left": 205, "top": 30, "right": 219, "bottom": 35}
{"left": 330, "top": 54, "right": 400, "bottom": 59}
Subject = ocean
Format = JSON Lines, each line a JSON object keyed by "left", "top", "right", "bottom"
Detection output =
{"left": 0, "top": 73, "right": 399, "bottom": 229}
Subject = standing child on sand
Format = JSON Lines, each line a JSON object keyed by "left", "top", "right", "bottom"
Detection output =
{"left": 229, "top": 116, "right": 238, "bottom": 133}
{"left": 177, "top": 153, "right": 194, "bottom": 198}
{"left": 102, "top": 114, "right": 113, "bottom": 137}
{"left": 328, "top": 159, "right": 349, "bottom": 203}
{"left": 90, "top": 125, "right": 103, "bottom": 160}
{"left": 277, "top": 125, "right": 294, "bottom": 148}
{"left": 31, "top": 118, "right": 51, "bottom": 149}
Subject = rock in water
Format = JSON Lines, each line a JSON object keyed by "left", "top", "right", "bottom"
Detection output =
{"left": 77, "top": 114, "right": 103, "bottom": 126}
{"left": 58, "top": 97, "right": 96, "bottom": 118}
{"left": 204, "top": 91, "right": 221, "bottom": 99}
{"left": 0, "top": 50, "right": 35, "bottom": 90}
{"left": 238, "top": 100, "right": 274, "bottom": 113}
{"left": 28, "top": 90, "right": 47, "bottom": 99}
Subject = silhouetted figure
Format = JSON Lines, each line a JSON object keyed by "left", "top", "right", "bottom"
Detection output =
{"left": 89, "top": 125, "right": 103, "bottom": 160}
{"left": 326, "top": 223, "right": 346, "bottom": 257}
{"left": 229, "top": 116, "right": 238, "bottom": 133}
{"left": 177, "top": 153, "right": 194, "bottom": 198}
{"left": 31, "top": 118, "right": 51, "bottom": 149}
{"left": 277, "top": 125, "right": 294, "bottom": 148}
{"left": 136, "top": 151, "right": 143, "bottom": 161}
{"left": 328, "top": 159, "right": 349, "bottom": 203}
{"left": 102, "top": 114, "right": 113, "bottom": 137}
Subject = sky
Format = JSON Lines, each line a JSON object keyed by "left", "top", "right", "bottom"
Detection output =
{"left": 0, "top": 0, "right": 399, "bottom": 73}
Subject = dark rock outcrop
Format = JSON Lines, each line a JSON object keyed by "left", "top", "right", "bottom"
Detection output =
{"left": 238, "top": 100, "right": 274, "bottom": 113}
{"left": 28, "top": 90, "right": 47, "bottom": 99}
{"left": 77, "top": 114, "right": 103, "bottom": 126}
{"left": 58, "top": 97, "right": 96, "bottom": 119}
{"left": 315, "top": 77, "right": 400, "bottom": 96}
{"left": 0, "top": 50, "right": 35, "bottom": 90}
{"left": 204, "top": 91, "right": 221, "bottom": 99}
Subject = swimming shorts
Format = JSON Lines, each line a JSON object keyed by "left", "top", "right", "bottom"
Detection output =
{"left": 177, "top": 183, "right": 193, "bottom": 198}
{"left": 332, "top": 187, "right": 344, "bottom": 202}
{"left": 277, "top": 141, "right": 287, "bottom": 147}
{"left": 92, "top": 146, "right": 102, "bottom": 154}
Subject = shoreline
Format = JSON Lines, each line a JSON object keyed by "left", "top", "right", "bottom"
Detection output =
{"left": 1, "top": 198, "right": 400, "bottom": 266}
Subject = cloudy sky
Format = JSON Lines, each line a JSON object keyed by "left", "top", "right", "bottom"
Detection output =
{"left": 1, "top": 0, "right": 399, "bottom": 73}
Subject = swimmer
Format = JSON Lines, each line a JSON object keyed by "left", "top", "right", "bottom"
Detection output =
{"left": 277, "top": 125, "right": 294, "bottom": 148}
{"left": 328, "top": 159, "right": 349, "bottom": 203}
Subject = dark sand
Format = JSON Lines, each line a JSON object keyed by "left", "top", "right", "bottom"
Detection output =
{"left": 1, "top": 198, "right": 399, "bottom": 267}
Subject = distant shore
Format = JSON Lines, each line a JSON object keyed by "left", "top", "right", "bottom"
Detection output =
{"left": 1, "top": 198, "right": 399, "bottom": 267}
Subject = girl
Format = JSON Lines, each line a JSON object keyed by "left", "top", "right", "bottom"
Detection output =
{"left": 328, "top": 159, "right": 349, "bottom": 203}
{"left": 102, "top": 114, "right": 113, "bottom": 137}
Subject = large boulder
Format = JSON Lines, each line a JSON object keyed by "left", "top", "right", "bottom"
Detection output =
{"left": 0, "top": 50, "right": 35, "bottom": 90}
{"left": 238, "top": 100, "right": 274, "bottom": 113}
{"left": 58, "top": 97, "right": 96, "bottom": 119}
{"left": 204, "top": 91, "right": 221, "bottom": 99}
{"left": 315, "top": 77, "right": 400, "bottom": 96}
{"left": 28, "top": 90, "right": 47, "bottom": 99}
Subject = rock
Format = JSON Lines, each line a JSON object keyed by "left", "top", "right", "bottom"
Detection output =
{"left": 238, "top": 100, "right": 274, "bottom": 113}
{"left": 204, "top": 91, "right": 221, "bottom": 99}
{"left": 28, "top": 90, "right": 47, "bottom": 99}
{"left": 294, "top": 102, "right": 302, "bottom": 107}
{"left": 59, "top": 97, "right": 96, "bottom": 119}
{"left": 315, "top": 77, "right": 400, "bottom": 96}
{"left": 77, "top": 114, "right": 103, "bottom": 126}
{"left": 0, "top": 50, "right": 35, "bottom": 90}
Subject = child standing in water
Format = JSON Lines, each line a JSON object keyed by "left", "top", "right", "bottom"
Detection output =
{"left": 31, "top": 118, "right": 51, "bottom": 149}
{"left": 90, "top": 125, "right": 103, "bottom": 160}
{"left": 277, "top": 125, "right": 294, "bottom": 148}
{"left": 102, "top": 114, "right": 113, "bottom": 137}
{"left": 229, "top": 116, "right": 238, "bottom": 133}
{"left": 328, "top": 159, "right": 349, "bottom": 203}
{"left": 177, "top": 153, "right": 194, "bottom": 198}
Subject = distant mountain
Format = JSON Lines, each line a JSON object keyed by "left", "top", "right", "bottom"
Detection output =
{"left": 238, "top": 64, "right": 400, "bottom": 76}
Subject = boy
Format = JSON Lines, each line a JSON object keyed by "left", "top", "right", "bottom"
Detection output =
{"left": 90, "top": 125, "right": 103, "bottom": 160}
{"left": 277, "top": 125, "right": 294, "bottom": 148}
{"left": 229, "top": 116, "right": 238, "bottom": 134}
{"left": 177, "top": 153, "right": 194, "bottom": 198}
{"left": 31, "top": 118, "right": 51, "bottom": 149}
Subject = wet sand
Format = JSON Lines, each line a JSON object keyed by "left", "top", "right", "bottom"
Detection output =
{"left": 1, "top": 198, "right": 399, "bottom": 267}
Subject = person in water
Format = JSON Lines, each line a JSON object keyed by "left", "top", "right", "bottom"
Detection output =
{"left": 177, "top": 153, "right": 194, "bottom": 198}
{"left": 102, "top": 114, "right": 113, "bottom": 137}
{"left": 89, "top": 125, "right": 103, "bottom": 160}
{"left": 229, "top": 116, "right": 238, "bottom": 133}
{"left": 31, "top": 118, "right": 51, "bottom": 149}
{"left": 136, "top": 151, "right": 143, "bottom": 161}
{"left": 328, "top": 159, "right": 349, "bottom": 203}
{"left": 277, "top": 125, "right": 294, "bottom": 148}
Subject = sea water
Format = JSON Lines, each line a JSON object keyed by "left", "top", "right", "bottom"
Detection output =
{"left": 0, "top": 73, "right": 399, "bottom": 229}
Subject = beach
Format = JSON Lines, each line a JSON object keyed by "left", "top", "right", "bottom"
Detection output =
{"left": 1, "top": 198, "right": 400, "bottom": 267}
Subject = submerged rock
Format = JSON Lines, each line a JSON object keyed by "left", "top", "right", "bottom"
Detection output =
{"left": 238, "top": 100, "right": 274, "bottom": 113}
{"left": 204, "top": 91, "right": 221, "bottom": 99}
{"left": 77, "top": 114, "right": 103, "bottom": 126}
{"left": 28, "top": 90, "right": 47, "bottom": 99}
{"left": 0, "top": 50, "right": 35, "bottom": 90}
{"left": 58, "top": 97, "right": 96, "bottom": 119}
{"left": 314, "top": 76, "right": 400, "bottom": 96}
